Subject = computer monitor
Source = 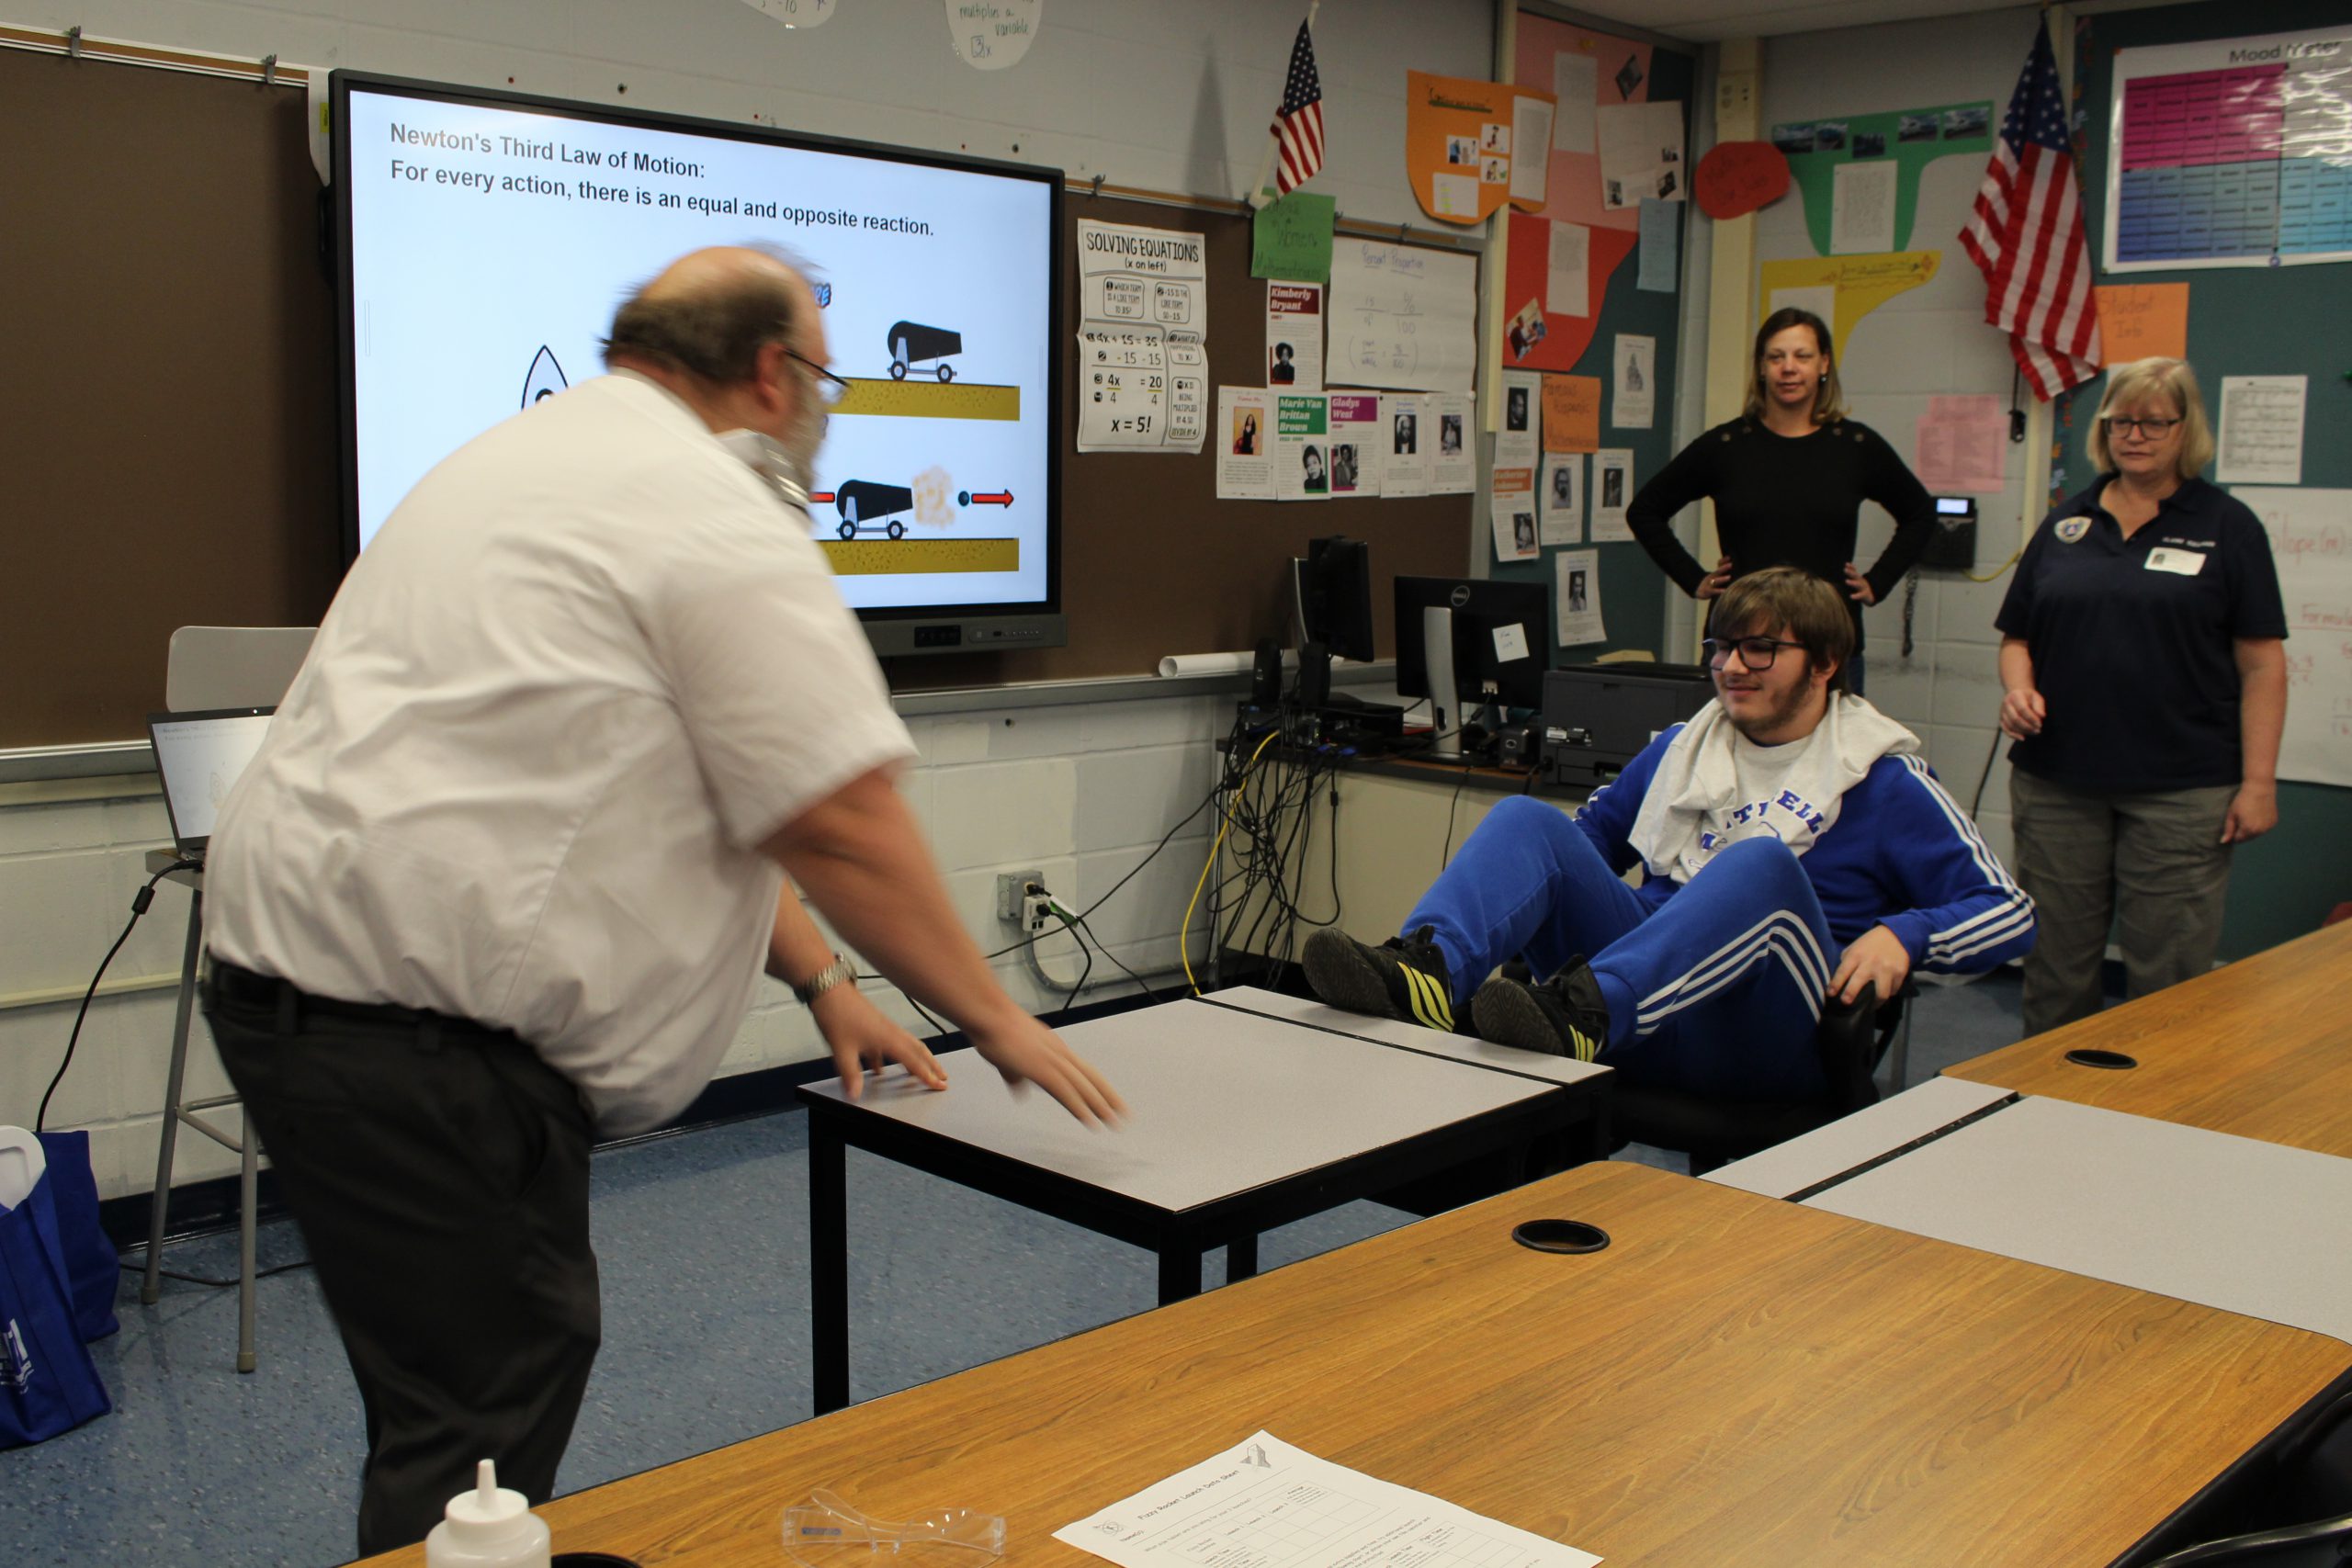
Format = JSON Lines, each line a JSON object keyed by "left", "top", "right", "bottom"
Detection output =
{"left": 1290, "top": 535, "right": 1377, "bottom": 708}
{"left": 1393, "top": 576, "right": 1550, "bottom": 759}
{"left": 1294, "top": 536, "right": 1375, "bottom": 662}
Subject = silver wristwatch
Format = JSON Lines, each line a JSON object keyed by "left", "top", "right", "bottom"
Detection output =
{"left": 792, "top": 953, "right": 855, "bottom": 1005}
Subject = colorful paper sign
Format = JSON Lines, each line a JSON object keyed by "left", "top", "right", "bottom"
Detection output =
{"left": 1768, "top": 100, "right": 1993, "bottom": 256}
{"left": 2092, "top": 283, "right": 2189, "bottom": 366}
{"left": 1542, "top": 374, "right": 1600, "bottom": 453}
{"left": 1758, "top": 251, "right": 1942, "bottom": 362}
{"left": 1694, "top": 141, "right": 1792, "bottom": 220}
{"left": 1252, "top": 191, "right": 1337, "bottom": 282}
{"left": 1406, "top": 72, "right": 1558, "bottom": 226}
{"left": 1504, "top": 212, "right": 1639, "bottom": 372}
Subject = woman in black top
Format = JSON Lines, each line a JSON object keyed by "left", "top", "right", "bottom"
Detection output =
{"left": 1625, "top": 308, "right": 1936, "bottom": 689}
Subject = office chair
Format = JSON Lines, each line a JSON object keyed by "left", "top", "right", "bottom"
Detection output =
{"left": 1607, "top": 980, "right": 1908, "bottom": 1177}
{"left": 2140, "top": 1389, "right": 2352, "bottom": 1565}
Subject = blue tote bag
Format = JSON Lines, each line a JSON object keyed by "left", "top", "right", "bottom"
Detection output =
{"left": 34, "top": 1131, "right": 119, "bottom": 1343}
{"left": 0, "top": 1137, "right": 114, "bottom": 1448}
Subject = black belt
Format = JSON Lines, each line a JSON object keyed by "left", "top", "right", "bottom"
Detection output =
{"left": 206, "top": 958, "right": 521, "bottom": 1047}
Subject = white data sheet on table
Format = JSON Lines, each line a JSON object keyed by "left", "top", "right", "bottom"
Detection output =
{"left": 1056, "top": 1430, "right": 1600, "bottom": 1568}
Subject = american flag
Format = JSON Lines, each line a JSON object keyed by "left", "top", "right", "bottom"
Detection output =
{"left": 1269, "top": 18, "right": 1325, "bottom": 197}
{"left": 1961, "top": 20, "right": 2101, "bottom": 400}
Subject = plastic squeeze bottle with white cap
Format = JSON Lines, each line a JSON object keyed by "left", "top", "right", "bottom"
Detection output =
{"left": 424, "top": 1461, "right": 552, "bottom": 1568}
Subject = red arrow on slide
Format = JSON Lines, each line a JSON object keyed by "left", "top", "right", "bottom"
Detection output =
{"left": 808, "top": 491, "right": 836, "bottom": 504}
{"left": 962, "top": 490, "right": 1015, "bottom": 507}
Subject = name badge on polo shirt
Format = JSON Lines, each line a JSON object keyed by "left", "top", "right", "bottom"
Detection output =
{"left": 2145, "top": 547, "right": 2206, "bottom": 576}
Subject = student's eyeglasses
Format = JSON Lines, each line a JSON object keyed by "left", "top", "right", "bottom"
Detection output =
{"left": 2103, "top": 415, "right": 2180, "bottom": 437}
{"left": 784, "top": 347, "right": 850, "bottom": 408}
{"left": 1702, "top": 636, "right": 1807, "bottom": 671}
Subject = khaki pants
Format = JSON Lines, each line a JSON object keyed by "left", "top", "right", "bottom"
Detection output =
{"left": 2008, "top": 770, "right": 2237, "bottom": 1037}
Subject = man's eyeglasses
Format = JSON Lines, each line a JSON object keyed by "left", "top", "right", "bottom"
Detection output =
{"left": 2103, "top": 415, "right": 2180, "bottom": 437}
{"left": 1702, "top": 636, "right": 1806, "bottom": 671}
{"left": 784, "top": 347, "right": 850, "bottom": 408}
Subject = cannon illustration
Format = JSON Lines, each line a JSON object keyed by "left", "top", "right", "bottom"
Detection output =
{"left": 832, "top": 479, "right": 915, "bottom": 539}
{"left": 887, "top": 321, "right": 962, "bottom": 382}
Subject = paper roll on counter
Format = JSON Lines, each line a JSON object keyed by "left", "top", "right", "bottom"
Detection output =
{"left": 1157, "top": 650, "right": 1295, "bottom": 678}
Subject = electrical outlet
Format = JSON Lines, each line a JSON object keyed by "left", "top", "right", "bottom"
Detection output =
{"left": 1023, "top": 892, "right": 1055, "bottom": 932}
{"left": 996, "top": 870, "right": 1046, "bottom": 922}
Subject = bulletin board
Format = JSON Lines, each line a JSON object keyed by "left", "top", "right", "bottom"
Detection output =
{"left": 2072, "top": 0, "right": 2352, "bottom": 954}
{"left": 1492, "top": 12, "right": 1694, "bottom": 662}
{"left": 0, "top": 45, "right": 1475, "bottom": 751}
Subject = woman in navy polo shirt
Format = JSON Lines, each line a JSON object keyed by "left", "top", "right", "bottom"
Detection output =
{"left": 1995, "top": 357, "right": 2288, "bottom": 1035}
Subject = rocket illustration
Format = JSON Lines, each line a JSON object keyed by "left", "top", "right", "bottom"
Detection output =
{"left": 522, "top": 345, "right": 569, "bottom": 407}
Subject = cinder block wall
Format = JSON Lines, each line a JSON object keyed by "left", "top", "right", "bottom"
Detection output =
{"left": 0, "top": 689, "right": 1236, "bottom": 1200}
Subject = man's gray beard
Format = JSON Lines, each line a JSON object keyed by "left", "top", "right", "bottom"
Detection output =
{"left": 780, "top": 406, "right": 826, "bottom": 496}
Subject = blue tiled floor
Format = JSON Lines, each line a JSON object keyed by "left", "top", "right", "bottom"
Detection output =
{"left": 0, "top": 973, "right": 2022, "bottom": 1568}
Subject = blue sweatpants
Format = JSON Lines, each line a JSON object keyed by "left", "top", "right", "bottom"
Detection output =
{"left": 1403, "top": 796, "right": 1838, "bottom": 1100}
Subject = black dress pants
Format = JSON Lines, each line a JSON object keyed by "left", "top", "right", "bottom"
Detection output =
{"left": 203, "top": 962, "right": 601, "bottom": 1558}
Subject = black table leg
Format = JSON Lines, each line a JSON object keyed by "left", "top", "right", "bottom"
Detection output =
{"left": 1227, "top": 1233, "right": 1260, "bottom": 1282}
{"left": 809, "top": 1112, "right": 849, "bottom": 1416}
{"left": 1157, "top": 1245, "right": 1204, "bottom": 1304}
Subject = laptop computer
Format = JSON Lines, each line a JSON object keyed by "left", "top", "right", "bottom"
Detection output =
{"left": 146, "top": 706, "right": 275, "bottom": 857}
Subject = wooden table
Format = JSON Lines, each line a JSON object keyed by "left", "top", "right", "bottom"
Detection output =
{"left": 1946, "top": 920, "right": 2352, "bottom": 1156}
{"left": 797, "top": 999, "right": 1603, "bottom": 1414}
{"left": 359, "top": 1163, "right": 2352, "bottom": 1568}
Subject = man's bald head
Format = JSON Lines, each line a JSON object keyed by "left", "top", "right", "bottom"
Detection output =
{"left": 603, "top": 244, "right": 819, "bottom": 384}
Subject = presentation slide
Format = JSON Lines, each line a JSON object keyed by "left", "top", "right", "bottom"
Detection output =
{"left": 343, "top": 82, "right": 1056, "bottom": 612}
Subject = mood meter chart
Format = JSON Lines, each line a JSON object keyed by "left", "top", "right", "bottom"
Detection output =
{"left": 2106, "top": 28, "right": 2352, "bottom": 270}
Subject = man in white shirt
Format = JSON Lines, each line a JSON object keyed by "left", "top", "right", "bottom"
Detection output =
{"left": 201, "top": 246, "right": 1122, "bottom": 1554}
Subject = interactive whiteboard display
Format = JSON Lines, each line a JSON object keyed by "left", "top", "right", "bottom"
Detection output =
{"left": 334, "top": 73, "right": 1062, "bottom": 637}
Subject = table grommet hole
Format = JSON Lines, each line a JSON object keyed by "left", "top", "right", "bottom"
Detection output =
{"left": 1512, "top": 1219, "right": 1610, "bottom": 1254}
{"left": 2064, "top": 1048, "right": 2138, "bottom": 1070}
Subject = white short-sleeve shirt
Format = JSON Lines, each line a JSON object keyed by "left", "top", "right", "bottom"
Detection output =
{"left": 204, "top": 373, "right": 916, "bottom": 1134}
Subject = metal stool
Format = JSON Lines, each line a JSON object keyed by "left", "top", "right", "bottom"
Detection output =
{"left": 138, "top": 852, "right": 260, "bottom": 1371}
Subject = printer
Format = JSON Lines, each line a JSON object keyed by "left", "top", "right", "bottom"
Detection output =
{"left": 1539, "top": 662, "right": 1714, "bottom": 788}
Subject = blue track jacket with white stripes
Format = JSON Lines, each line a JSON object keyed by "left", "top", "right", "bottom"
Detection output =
{"left": 1577, "top": 725, "right": 2036, "bottom": 976}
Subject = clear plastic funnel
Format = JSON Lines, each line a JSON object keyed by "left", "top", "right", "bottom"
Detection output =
{"left": 782, "top": 1489, "right": 1005, "bottom": 1568}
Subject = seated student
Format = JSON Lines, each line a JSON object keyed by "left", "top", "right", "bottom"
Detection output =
{"left": 1303, "top": 568, "right": 2033, "bottom": 1100}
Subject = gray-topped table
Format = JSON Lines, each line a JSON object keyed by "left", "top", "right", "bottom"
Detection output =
{"left": 797, "top": 996, "right": 1607, "bottom": 1412}
{"left": 1793, "top": 1093, "right": 2352, "bottom": 1346}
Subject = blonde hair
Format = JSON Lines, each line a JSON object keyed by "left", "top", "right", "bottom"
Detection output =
{"left": 1742, "top": 308, "right": 1846, "bottom": 425}
{"left": 2089, "top": 357, "right": 2214, "bottom": 479}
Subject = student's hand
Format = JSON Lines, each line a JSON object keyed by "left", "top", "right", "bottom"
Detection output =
{"left": 2221, "top": 782, "right": 2278, "bottom": 843}
{"left": 1695, "top": 555, "right": 1735, "bottom": 600}
{"left": 967, "top": 1009, "right": 1128, "bottom": 1129}
{"left": 1998, "top": 686, "right": 2046, "bottom": 740}
{"left": 1827, "top": 925, "right": 1911, "bottom": 1009}
{"left": 812, "top": 984, "right": 948, "bottom": 1100}
{"left": 1842, "top": 561, "right": 1877, "bottom": 605}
